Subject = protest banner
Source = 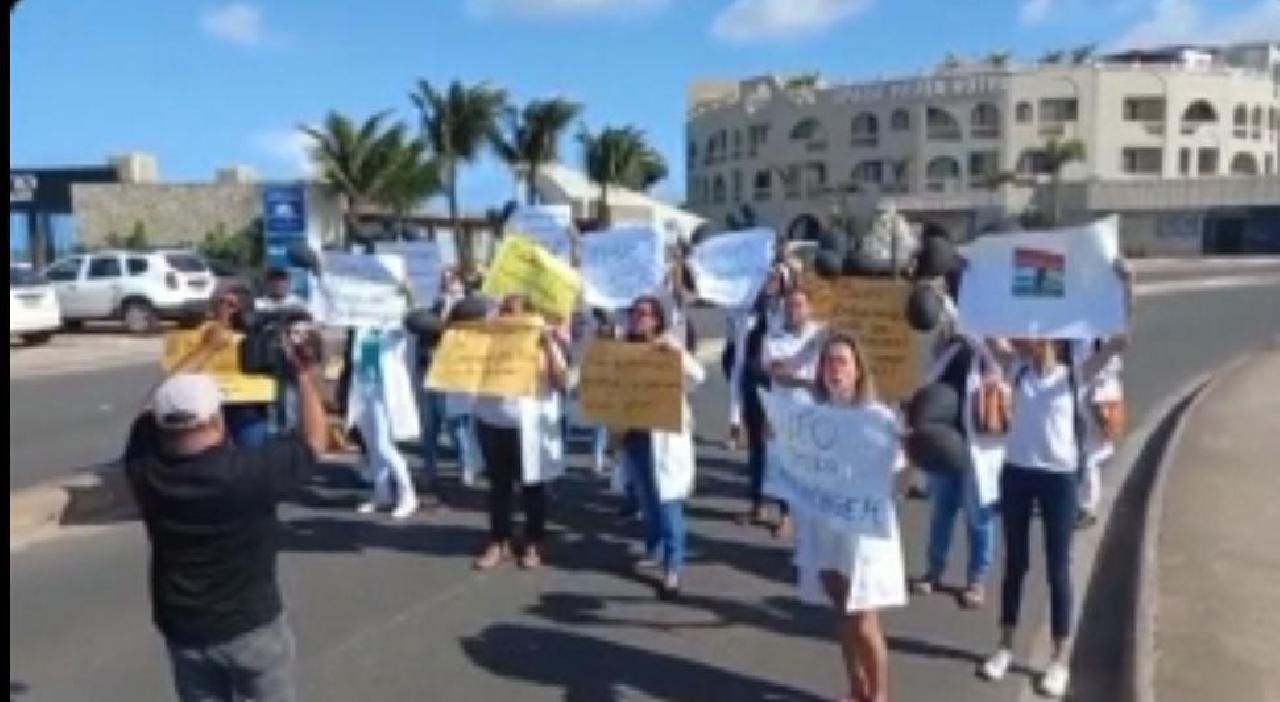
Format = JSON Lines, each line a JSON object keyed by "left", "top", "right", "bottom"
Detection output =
{"left": 803, "top": 274, "right": 920, "bottom": 401}
{"left": 580, "top": 226, "right": 665, "bottom": 310}
{"left": 162, "top": 328, "right": 276, "bottom": 404}
{"left": 958, "top": 217, "right": 1126, "bottom": 338}
{"left": 759, "top": 391, "right": 899, "bottom": 536}
{"left": 482, "top": 234, "right": 582, "bottom": 319}
{"left": 687, "top": 227, "right": 776, "bottom": 308}
{"left": 579, "top": 339, "right": 684, "bottom": 432}
{"left": 318, "top": 253, "right": 408, "bottom": 328}
{"left": 377, "top": 240, "right": 442, "bottom": 308}
{"left": 426, "top": 316, "right": 543, "bottom": 397}
{"left": 506, "top": 205, "right": 575, "bottom": 260}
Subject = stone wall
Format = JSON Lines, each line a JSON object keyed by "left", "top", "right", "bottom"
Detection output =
{"left": 70, "top": 182, "right": 344, "bottom": 248}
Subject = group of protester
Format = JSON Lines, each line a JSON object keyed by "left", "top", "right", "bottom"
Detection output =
{"left": 125, "top": 228, "right": 1131, "bottom": 702}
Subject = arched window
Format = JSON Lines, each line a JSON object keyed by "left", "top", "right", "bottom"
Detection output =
{"left": 925, "top": 156, "right": 962, "bottom": 190}
{"left": 1016, "top": 101, "right": 1033, "bottom": 123}
{"left": 971, "top": 103, "right": 1001, "bottom": 137}
{"left": 1183, "top": 100, "right": 1218, "bottom": 124}
{"left": 790, "top": 117, "right": 823, "bottom": 141}
{"left": 890, "top": 109, "right": 910, "bottom": 131}
{"left": 926, "top": 107, "right": 962, "bottom": 140}
{"left": 851, "top": 112, "right": 879, "bottom": 145}
{"left": 1229, "top": 152, "right": 1259, "bottom": 175}
{"left": 1018, "top": 149, "right": 1052, "bottom": 176}
{"left": 852, "top": 160, "right": 884, "bottom": 185}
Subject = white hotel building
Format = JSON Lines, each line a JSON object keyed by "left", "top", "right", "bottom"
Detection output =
{"left": 685, "top": 42, "right": 1280, "bottom": 255}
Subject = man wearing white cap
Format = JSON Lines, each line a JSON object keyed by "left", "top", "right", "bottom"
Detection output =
{"left": 125, "top": 335, "right": 327, "bottom": 702}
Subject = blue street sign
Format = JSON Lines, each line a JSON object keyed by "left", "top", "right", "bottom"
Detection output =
{"left": 263, "top": 184, "right": 306, "bottom": 235}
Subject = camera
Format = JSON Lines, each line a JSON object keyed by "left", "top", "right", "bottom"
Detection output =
{"left": 239, "top": 308, "right": 324, "bottom": 375}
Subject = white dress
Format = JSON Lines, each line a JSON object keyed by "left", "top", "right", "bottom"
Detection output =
{"left": 792, "top": 401, "right": 908, "bottom": 613}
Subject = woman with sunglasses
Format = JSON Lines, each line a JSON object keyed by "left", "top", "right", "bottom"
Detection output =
{"left": 792, "top": 333, "right": 905, "bottom": 702}
{"left": 472, "top": 294, "right": 568, "bottom": 570}
{"left": 618, "top": 295, "right": 705, "bottom": 599}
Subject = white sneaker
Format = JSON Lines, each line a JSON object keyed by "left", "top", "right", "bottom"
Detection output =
{"left": 391, "top": 499, "right": 419, "bottom": 520}
{"left": 980, "top": 648, "right": 1013, "bottom": 681}
{"left": 356, "top": 501, "right": 381, "bottom": 514}
{"left": 1038, "top": 661, "right": 1069, "bottom": 698}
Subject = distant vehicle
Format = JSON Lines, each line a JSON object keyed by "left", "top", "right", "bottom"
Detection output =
{"left": 9, "top": 264, "right": 62, "bottom": 344}
{"left": 42, "top": 250, "right": 216, "bottom": 334}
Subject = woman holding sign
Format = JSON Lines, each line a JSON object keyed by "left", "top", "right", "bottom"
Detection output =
{"left": 348, "top": 324, "right": 421, "bottom": 519}
{"left": 789, "top": 332, "right": 905, "bottom": 702}
{"left": 472, "top": 294, "right": 569, "bottom": 571}
{"left": 619, "top": 295, "right": 705, "bottom": 600}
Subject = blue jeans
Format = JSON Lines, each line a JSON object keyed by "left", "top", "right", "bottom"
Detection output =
{"left": 271, "top": 379, "right": 299, "bottom": 435}
{"left": 925, "top": 470, "right": 996, "bottom": 585}
{"left": 999, "top": 465, "right": 1077, "bottom": 640}
{"left": 420, "top": 390, "right": 481, "bottom": 483}
{"left": 591, "top": 426, "right": 609, "bottom": 468}
{"left": 625, "top": 432, "right": 686, "bottom": 574}
{"left": 224, "top": 405, "right": 270, "bottom": 448}
{"left": 166, "top": 614, "right": 295, "bottom": 702}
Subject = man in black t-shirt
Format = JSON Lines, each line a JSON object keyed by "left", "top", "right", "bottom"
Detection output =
{"left": 125, "top": 334, "right": 327, "bottom": 702}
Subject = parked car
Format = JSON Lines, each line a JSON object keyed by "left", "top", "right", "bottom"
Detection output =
{"left": 42, "top": 250, "right": 216, "bottom": 334}
{"left": 9, "top": 264, "right": 62, "bottom": 344}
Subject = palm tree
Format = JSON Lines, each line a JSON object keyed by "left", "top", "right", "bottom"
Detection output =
{"left": 381, "top": 148, "right": 442, "bottom": 238}
{"left": 409, "top": 79, "right": 507, "bottom": 270}
{"left": 1039, "top": 138, "right": 1087, "bottom": 225}
{"left": 577, "top": 125, "right": 667, "bottom": 227}
{"left": 300, "top": 110, "right": 424, "bottom": 247}
{"left": 492, "top": 97, "right": 581, "bottom": 206}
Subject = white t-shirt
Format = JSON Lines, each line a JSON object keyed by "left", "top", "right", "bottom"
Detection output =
{"left": 1005, "top": 362, "right": 1081, "bottom": 474}
{"left": 762, "top": 321, "right": 826, "bottom": 403}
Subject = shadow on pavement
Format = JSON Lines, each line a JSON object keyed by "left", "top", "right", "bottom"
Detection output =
{"left": 462, "top": 623, "right": 827, "bottom": 702}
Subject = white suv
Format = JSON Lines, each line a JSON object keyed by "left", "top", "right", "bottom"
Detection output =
{"left": 10, "top": 264, "right": 62, "bottom": 344}
{"left": 43, "top": 250, "right": 216, "bottom": 334}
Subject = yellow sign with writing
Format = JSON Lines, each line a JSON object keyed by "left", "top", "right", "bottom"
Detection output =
{"left": 803, "top": 274, "right": 920, "bottom": 402}
{"left": 580, "top": 339, "right": 684, "bottom": 432}
{"left": 162, "top": 327, "right": 277, "bottom": 404}
{"left": 426, "top": 316, "right": 543, "bottom": 397}
{"left": 482, "top": 234, "right": 582, "bottom": 319}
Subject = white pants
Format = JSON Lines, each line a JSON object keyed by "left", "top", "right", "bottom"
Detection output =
{"left": 358, "top": 384, "right": 416, "bottom": 508}
{"left": 1079, "top": 445, "right": 1112, "bottom": 515}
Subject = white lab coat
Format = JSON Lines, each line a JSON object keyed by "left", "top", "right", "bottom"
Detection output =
{"left": 923, "top": 336, "right": 1006, "bottom": 507}
{"left": 346, "top": 327, "right": 421, "bottom": 442}
{"left": 514, "top": 390, "right": 566, "bottom": 485}
{"left": 641, "top": 338, "right": 706, "bottom": 503}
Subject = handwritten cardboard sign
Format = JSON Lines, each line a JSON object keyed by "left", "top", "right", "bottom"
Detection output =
{"left": 426, "top": 316, "right": 542, "bottom": 397}
{"left": 803, "top": 274, "right": 920, "bottom": 401}
{"left": 579, "top": 339, "right": 683, "bottom": 432}
{"left": 482, "top": 235, "right": 582, "bottom": 319}
{"left": 162, "top": 327, "right": 277, "bottom": 404}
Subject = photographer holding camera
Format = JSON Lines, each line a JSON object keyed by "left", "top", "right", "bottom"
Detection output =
{"left": 253, "top": 267, "right": 315, "bottom": 435}
{"left": 125, "top": 324, "right": 327, "bottom": 702}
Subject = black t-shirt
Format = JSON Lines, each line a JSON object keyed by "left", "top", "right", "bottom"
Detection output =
{"left": 938, "top": 341, "right": 973, "bottom": 434}
{"left": 124, "top": 415, "right": 314, "bottom": 646}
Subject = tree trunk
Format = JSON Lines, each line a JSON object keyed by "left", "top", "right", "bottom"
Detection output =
{"left": 599, "top": 180, "right": 610, "bottom": 228}
{"left": 448, "top": 161, "right": 472, "bottom": 273}
{"left": 526, "top": 162, "right": 538, "bottom": 206}
{"left": 1049, "top": 171, "right": 1061, "bottom": 227}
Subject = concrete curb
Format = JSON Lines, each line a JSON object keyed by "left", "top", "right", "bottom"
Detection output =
{"left": 9, "top": 464, "right": 137, "bottom": 551}
{"left": 1013, "top": 367, "right": 1215, "bottom": 702}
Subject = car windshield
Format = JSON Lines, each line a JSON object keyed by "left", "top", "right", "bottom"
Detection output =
{"left": 165, "top": 254, "right": 208, "bottom": 273}
{"left": 10, "top": 266, "right": 46, "bottom": 287}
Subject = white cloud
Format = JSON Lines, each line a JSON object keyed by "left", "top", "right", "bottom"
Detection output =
{"left": 1019, "top": 0, "right": 1054, "bottom": 25}
{"left": 252, "top": 129, "right": 316, "bottom": 177}
{"left": 200, "top": 3, "right": 266, "bottom": 47}
{"left": 711, "top": 0, "right": 874, "bottom": 42}
{"left": 466, "top": 0, "right": 668, "bottom": 19}
{"left": 1111, "top": 0, "right": 1280, "bottom": 49}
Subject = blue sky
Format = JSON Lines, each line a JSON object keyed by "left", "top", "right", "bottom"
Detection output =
{"left": 11, "top": 0, "right": 1279, "bottom": 210}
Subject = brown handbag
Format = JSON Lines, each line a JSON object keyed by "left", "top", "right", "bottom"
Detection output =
{"left": 972, "top": 378, "right": 1012, "bottom": 436}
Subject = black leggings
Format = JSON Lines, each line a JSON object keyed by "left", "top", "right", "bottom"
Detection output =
{"left": 999, "top": 465, "right": 1076, "bottom": 640}
{"left": 476, "top": 421, "right": 546, "bottom": 543}
{"left": 743, "top": 394, "right": 788, "bottom": 515}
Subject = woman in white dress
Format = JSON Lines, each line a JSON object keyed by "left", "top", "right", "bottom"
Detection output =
{"left": 793, "top": 332, "right": 907, "bottom": 702}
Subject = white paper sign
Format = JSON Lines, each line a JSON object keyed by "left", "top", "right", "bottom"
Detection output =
{"left": 958, "top": 217, "right": 1126, "bottom": 338}
{"left": 688, "top": 227, "right": 777, "bottom": 309}
{"left": 759, "top": 391, "right": 899, "bottom": 537}
{"left": 580, "top": 225, "right": 665, "bottom": 310}
{"left": 506, "top": 205, "right": 575, "bottom": 260}
{"left": 319, "top": 253, "right": 408, "bottom": 329}
{"left": 378, "top": 240, "right": 442, "bottom": 308}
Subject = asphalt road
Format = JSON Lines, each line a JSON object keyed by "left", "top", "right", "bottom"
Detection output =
{"left": 9, "top": 282, "right": 1280, "bottom": 702}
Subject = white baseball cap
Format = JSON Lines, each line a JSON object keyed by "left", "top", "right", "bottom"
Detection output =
{"left": 152, "top": 374, "right": 223, "bottom": 430}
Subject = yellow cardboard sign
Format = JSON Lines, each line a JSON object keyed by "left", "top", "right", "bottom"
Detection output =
{"left": 426, "top": 316, "right": 543, "bottom": 397}
{"left": 579, "top": 339, "right": 684, "bottom": 432}
{"left": 162, "top": 327, "right": 277, "bottom": 404}
{"left": 803, "top": 274, "right": 920, "bottom": 402}
{"left": 482, "top": 234, "right": 582, "bottom": 319}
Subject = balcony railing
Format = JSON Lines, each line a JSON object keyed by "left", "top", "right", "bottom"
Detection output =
{"left": 1039, "top": 124, "right": 1066, "bottom": 138}
{"left": 971, "top": 126, "right": 1000, "bottom": 140}
{"left": 926, "top": 127, "right": 962, "bottom": 141}
{"left": 805, "top": 141, "right": 828, "bottom": 153}
{"left": 851, "top": 135, "right": 878, "bottom": 148}
{"left": 753, "top": 189, "right": 771, "bottom": 202}
{"left": 1144, "top": 123, "right": 1166, "bottom": 136}
{"left": 1234, "top": 127, "right": 1250, "bottom": 138}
